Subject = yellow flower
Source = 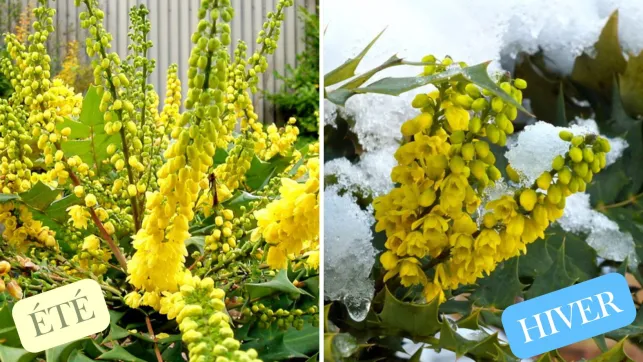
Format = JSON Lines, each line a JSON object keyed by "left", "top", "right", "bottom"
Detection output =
{"left": 82, "top": 235, "right": 100, "bottom": 251}
{"left": 399, "top": 258, "right": 426, "bottom": 287}
{"left": 444, "top": 105, "right": 470, "bottom": 131}
{"left": 67, "top": 205, "right": 90, "bottom": 229}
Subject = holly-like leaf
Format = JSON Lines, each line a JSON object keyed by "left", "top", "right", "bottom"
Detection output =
{"left": 0, "top": 345, "right": 36, "bottom": 362}
{"left": 606, "top": 307, "right": 643, "bottom": 340}
{"left": 245, "top": 155, "right": 293, "bottom": 191}
{"left": 246, "top": 269, "right": 312, "bottom": 299}
{"left": 223, "top": 191, "right": 262, "bottom": 214}
{"left": 571, "top": 11, "right": 626, "bottom": 96}
{"left": 67, "top": 350, "right": 96, "bottom": 362}
{"left": 438, "top": 319, "right": 518, "bottom": 361}
{"left": 378, "top": 286, "right": 441, "bottom": 337}
{"left": 525, "top": 241, "right": 577, "bottom": 299}
{"left": 587, "top": 338, "right": 629, "bottom": 362}
{"left": 324, "top": 28, "right": 385, "bottom": 87}
{"left": 471, "top": 258, "right": 525, "bottom": 309}
{"left": 351, "top": 62, "right": 527, "bottom": 114}
{"left": 244, "top": 324, "right": 317, "bottom": 360}
{"left": 97, "top": 345, "right": 146, "bottom": 362}
{"left": 44, "top": 338, "right": 88, "bottom": 362}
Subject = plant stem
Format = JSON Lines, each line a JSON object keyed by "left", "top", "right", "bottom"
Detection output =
{"left": 145, "top": 315, "right": 164, "bottom": 362}
{"left": 56, "top": 144, "right": 129, "bottom": 272}
{"left": 601, "top": 192, "right": 643, "bottom": 210}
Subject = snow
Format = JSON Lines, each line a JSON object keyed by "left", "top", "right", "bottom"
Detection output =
{"left": 324, "top": 187, "right": 377, "bottom": 321}
{"left": 339, "top": 94, "right": 416, "bottom": 151}
{"left": 324, "top": 0, "right": 643, "bottom": 81}
{"left": 504, "top": 120, "right": 628, "bottom": 186}
{"left": 325, "top": 145, "right": 397, "bottom": 197}
{"left": 505, "top": 121, "right": 576, "bottom": 186}
{"left": 557, "top": 193, "right": 637, "bottom": 267}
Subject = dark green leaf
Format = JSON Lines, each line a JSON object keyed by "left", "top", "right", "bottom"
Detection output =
{"left": 185, "top": 236, "right": 205, "bottom": 253}
{"left": 97, "top": 345, "right": 146, "bottom": 362}
{"left": 222, "top": 191, "right": 262, "bottom": 214}
{"left": 525, "top": 241, "right": 577, "bottom": 299}
{"left": 471, "top": 258, "right": 525, "bottom": 309}
{"left": 44, "top": 338, "right": 87, "bottom": 362}
{"left": 245, "top": 155, "right": 293, "bottom": 191}
{"left": 246, "top": 269, "right": 312, "bottom": 299}
{"left": 593, "top": 335, "right": 609, "bottom": 353}
{"left": 46, "top": 194, "right": 81, "bottom": 223}
{"left": 324, "top": 28, "right": 385, "bottom": 87}
{"left": 67, "top": 349, "right": 96, "bottom": 362}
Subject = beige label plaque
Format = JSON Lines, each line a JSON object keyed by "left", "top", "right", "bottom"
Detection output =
{"left": 11, "top": 279, "right": 110, "bottom": 353}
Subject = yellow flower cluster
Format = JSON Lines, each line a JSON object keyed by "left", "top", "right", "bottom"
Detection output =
{"left": 374, "top": 56, "right": 610, "bottom": 303}
{"left": 252, "top": 158, "right": 319, "bottom": 269}
{"left": 215, "top": 137, "right": 254, "bottom": 191}
{"left": 255, "top": 119, "right": 300, "bottom": 161}
{"left": 0, "top": 202, "right": 56, "bottom": 249}
{"left": 127, "top": 0, "right": 233, "bottom": 306}
{"left": 156, "top": 275, "right": 262, "bottom": 362}
{"left": 159, "top": 64, "right": 182, "bottom": 135}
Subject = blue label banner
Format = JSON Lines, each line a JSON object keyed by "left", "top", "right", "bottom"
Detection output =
{"left": 502, "top": 273, "right": 635, "bottom": 359}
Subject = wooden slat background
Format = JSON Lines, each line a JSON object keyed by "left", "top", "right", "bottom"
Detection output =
{"left": 0, "top": 0, "right": 317, "bottom": 124}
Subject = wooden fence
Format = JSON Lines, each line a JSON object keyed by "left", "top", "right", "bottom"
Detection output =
{"left": 0, "top": 0, "right": 316, "bottom": 123}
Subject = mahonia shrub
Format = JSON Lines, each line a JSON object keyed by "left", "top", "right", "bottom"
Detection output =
{"left": 0, "top": 0, "right": 319, "bottom": 360}
{"left": 323, "top": 33, "right": 619, "bottom": 361}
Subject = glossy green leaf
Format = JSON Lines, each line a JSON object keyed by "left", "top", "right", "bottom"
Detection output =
{"left": 57, "top": 117, "right": 90, "bottom": 139}
{"left": 378, "top": 286, "right": 441, "bottom": 337}
{"left": 324, "top": 28, "right": 385, "bottom": 87}
{"left": 246, "top": 269, "right": 312, "bottom": 299}
{"left": 19, "top": 181, "right": 60, "bottom": 211}
{"left": 79, "top": 86, "right": 103, "bottom": 127}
